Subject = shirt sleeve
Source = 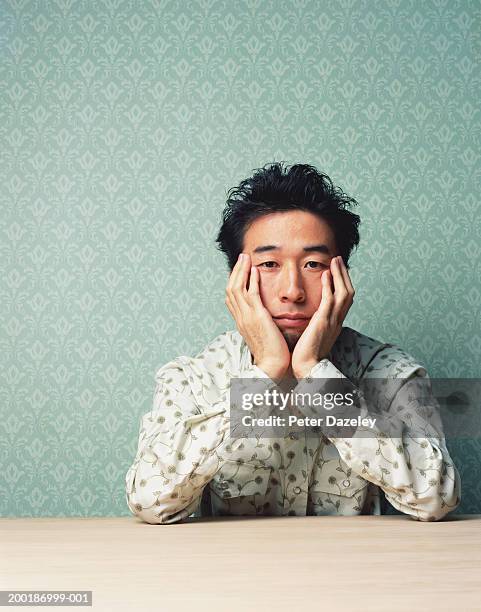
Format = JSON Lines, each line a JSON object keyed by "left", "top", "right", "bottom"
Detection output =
{"left": 293, "top": 358, "right": 461, "bottom": 522}
{"left": 125, "top": 353, "right": 277, "bottom": 524}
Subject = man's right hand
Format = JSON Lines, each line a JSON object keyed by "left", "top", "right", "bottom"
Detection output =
{"left": 225, "top": 252, "right": 291, "bottom": 381}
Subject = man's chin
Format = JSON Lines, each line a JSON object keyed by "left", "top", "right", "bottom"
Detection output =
{"left": 281, "top": 330, "right": 300, "bottom": 352}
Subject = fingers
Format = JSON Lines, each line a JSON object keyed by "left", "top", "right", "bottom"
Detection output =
{"left": 247, "top": 263, "right": 259, "bottom": 298}
{"left": 316, "top": 256, "right": 354, "bottom": 325}
{"left": 226, "top": 252, "right": 257, "bottom": 322}
{"left": 246, "top": 264, "right": 266, "bottom": 312}
{"left": 226, "top": 253, "right": 246, "bottom": 295}
{"left": 332, "top": 256, "right": 355, "bottom": 321}
{"left": 231, "top": 253, "right": 251, "bottom": 312}
{"left": 330, "top": 256, "right": 348, "bottom": 320}
{"left": 316, "top": 268, "right": 334, "bottom": 321}
{"left": 338, "top": 256, "right": 355, "bottom": 295}
{"left": 225, "top": 253, "right": 246, "bottom": 320}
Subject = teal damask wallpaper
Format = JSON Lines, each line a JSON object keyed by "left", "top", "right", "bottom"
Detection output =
{"left": 1, "top": 0, "right": 480, "bottom": 516}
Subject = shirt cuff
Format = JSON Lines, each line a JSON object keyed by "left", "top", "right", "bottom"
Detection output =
{"left": 293, "top": 359, "right": 359, "bottom": 438}
{"left": 305, "top": 358, "right": 345, "bottom": 381}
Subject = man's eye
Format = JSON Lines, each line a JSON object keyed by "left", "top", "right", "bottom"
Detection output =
{"left": 259, "top": 261, "right": 326, "bottom": 269}
{"left": 259, "top": 261, "right": 278, "bottom": 268}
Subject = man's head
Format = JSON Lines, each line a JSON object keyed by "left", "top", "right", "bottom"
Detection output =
{"left": 216, "top": 162, "right": 360, "bottom": 350}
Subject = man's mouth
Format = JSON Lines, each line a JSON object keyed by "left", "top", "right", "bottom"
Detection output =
{"left": 273, "top": 314, "right": 310, "bottom": 328}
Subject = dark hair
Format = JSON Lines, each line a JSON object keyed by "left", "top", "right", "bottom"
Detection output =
{"left": 215, "top": 161, "right": 361, "bottom": 271}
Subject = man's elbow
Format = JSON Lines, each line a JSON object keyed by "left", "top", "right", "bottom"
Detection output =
{"left": 386, "top": 469, "right": 461, "bottom": 522}
{"left": 126, "top": 486, "right": 199, "bottom": 525}
{"left": 127, "top": 499, "right": 168, "bottom": 524}
{"left": 411, "top": 497, "right": 460, "bottom": 522}
{"left": 410, "top": 473, "right": 462, "bottom": 522}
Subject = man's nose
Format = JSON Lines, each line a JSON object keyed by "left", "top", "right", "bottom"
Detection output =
{"left": 278, "top": 266, "right": 305, "bottom": 302}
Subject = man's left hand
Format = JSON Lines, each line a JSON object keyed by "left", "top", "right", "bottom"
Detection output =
{"left": 291, "top": 255, "right": 355, "bottom": 379}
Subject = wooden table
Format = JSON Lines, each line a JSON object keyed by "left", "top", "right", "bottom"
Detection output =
{"left": 0, "top": 515, "right": 480, "bottom": 611}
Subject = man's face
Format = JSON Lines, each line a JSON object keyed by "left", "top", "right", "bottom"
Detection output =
{"left": 242, "top": 210, "right": 338, "bottom": 351}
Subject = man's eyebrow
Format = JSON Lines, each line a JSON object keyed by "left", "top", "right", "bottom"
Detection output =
{"left": 253, "top": 244, "right": 332, "bottom": 255}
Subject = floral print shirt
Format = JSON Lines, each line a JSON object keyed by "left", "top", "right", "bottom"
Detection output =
{"left": 125, "top": 326, "right": 461, "bottom": 524}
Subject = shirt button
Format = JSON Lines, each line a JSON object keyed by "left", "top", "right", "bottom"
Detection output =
{"left": 293, "top": 486, "right": 302, "bottom": 494}
{"left": 342, "top": 479, "right": 351, "bottom": 487}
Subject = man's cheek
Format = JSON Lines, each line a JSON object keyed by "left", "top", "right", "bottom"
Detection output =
{"left": 259, "top": 285, "right": 269, "bottom": 306}
{"left": 308, "top": 279, "right": 324, "bottom": 307}
{"left": 258, "top": 278, "right": 272, "bottom": 309}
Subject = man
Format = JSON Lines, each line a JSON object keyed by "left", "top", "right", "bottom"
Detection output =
{"left": 125, "top": 162, "right": 461, "bottom": 524}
